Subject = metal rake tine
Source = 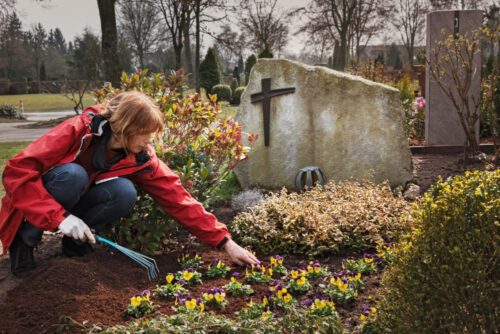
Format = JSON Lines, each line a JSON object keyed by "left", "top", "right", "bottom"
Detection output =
{"left": 122, "top": 248, "right": 159, "bottom": 278}
{"left": 114, "top": 244, "right": 158, "bottom": 280}
{"left": 96, "top": 235, "right": 159, "bottom": 280}
{"left": 119, "top": 246, "right": 159, "bottom": 276}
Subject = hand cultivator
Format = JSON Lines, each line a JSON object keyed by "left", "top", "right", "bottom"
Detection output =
{"left": 96, "top": 235, "right": 159, "bottom": 280}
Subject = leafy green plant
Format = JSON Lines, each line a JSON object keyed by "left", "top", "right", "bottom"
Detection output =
{"left": 231, "top": 181, "right": 411, "bottom": 257}
{"left": 223, "top": 275, "right": 254, "bottom": 297}
{"left": 178, "top": 251, "right": 204, "bottom": 270}
{"left": 201, "top": 288, "right": 228, "bottom": 308}
{"left": 244, "top": 263, "right": 273, "bottom": 284}
{"left": 175, "top": 269, "right": 202, "bottom": 286}
{"left": 323, "top": 276, "right": 358, "bottom": 306}
{"left": 305, "top": 260, "right": 331, "bottom": 280}
{"left": 0, "top": 104, "right": 23, "bottom": 119}
{"left": 377, "top": 170, "right": 499, "bottom": 333}
{"left": 153, "top": 273, "right": 188, "bottom": 300}
{"left": 126, "top": 290, "right": 155, "bottom": 318}
{"left": 232, "top": 86, "right": 245, "bottom": 105}
{"left": 269, "top": 255, "right": 288, "bottom": 277}
{"left": 358, "top": 306, "right": 380, "bottom": 334}
{"left": 287, "top": 275, "right": 311, "bottom": 295}
{"left": 211, "top": 84, "right": 232, "bottom": 102}
{"left": 205, "top": 258, "right": 231, "bottom": 279}
{"left": 342, "top": 255, "right": 377, "bottom": 275}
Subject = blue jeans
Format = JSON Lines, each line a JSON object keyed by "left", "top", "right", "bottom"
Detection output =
{"left": 19, "top": 163, "right": 137, "bottom": 247}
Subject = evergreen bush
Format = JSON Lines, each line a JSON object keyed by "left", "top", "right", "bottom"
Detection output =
{"left": 245, "top": 55, "right": 257, "bottom": 85}
{"left": 199, "top": 47, "right": 221, "bottom": 98}
{"left": 212, "top": 84, "right": 232, "bottom": 102}
{"left": 378, "top": 170, "right": 500, "bottom": 333}
{"left": 232, "top": 87, "right": 245, "bottom": 105}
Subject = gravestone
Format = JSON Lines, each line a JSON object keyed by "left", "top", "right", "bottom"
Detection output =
{"left": 234, "top": 59, "right": 413, "bottom": 190}
{"left": 425, "top": 10, "right": 482, "bottom": 146}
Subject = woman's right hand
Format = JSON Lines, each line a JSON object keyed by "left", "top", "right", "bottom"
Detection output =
{"left": 58, "top": 214, "right": 96, "bottom": 244}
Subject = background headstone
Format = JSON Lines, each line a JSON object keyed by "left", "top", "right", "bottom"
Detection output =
{"left": 425, "top": 10, "right": 482, "bottom": 146}
{"left": 234, "top": 59, "right": 413, "bottom": 190}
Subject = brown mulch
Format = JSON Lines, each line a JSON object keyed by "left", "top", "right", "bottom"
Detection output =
{"left": 0, "top": 152, "right": 497, "bottom": 334}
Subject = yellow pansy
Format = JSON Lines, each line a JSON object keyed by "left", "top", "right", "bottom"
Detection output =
{"left": 183, "top": 271, "right": 194, "bottom": 281}
{"left": 230, "top": 277, "right": 236, "bottom": 283}
{"left": 297, "top": 276, "right": 306, "bottom": 286}
{"left": 283, "top": 293, "right": 292, "bottom": 303}
{"left": 262, "top": 296, "right": 269, "bottom": 306}
{"left": 270, "top": 257, "right": 276, "bottom": 266}
{"left": 130, "top": 296, "right": 141, "bottom": 307}
{"left": 262, "top": 310, "right": 272, "bottom": 319}
{"left": 215, "top": 293, "right": 225, "bottom": 303}
{"left": 216, "top": 261, "right": 222, "bottom": 269}
{"left": 166, "top": 273, "right": 174, "bottom": 284}
{"left": 185, "top": 298, "right": 197, "bottom": 310}
{"left": 203, "top": 293, "right": 214, "bottom": 301}
{"left": 291, "top": 270, "right": 299, "bottom": 279}
{"left": 314, "top": 267, "right": 321, "bottom": 273}
{"left": 360, "top": 314, "right": 366, "bottom": 321}
{"left": 268, "top": 268, "right": 273, "bottom": 276}
{"left": 199, "top": 302, "right": 205, "bottom": 312}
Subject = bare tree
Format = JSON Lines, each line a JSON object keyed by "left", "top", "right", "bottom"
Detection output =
{"left": 298, "top": 0, "right": 359, "bottom": 70}
{"left": 27, "top": 23, "right": 47, "bottom": 81}
{"left": 97, "top": 0, "right": 121, "bottom": 86}
{"left": 238, "top": 0, "right": 290, "bottom": 55}
{"left": 390, "top": 0, "right": 429, "bottom": 69}
{"left": 350, "top": 0, "right": 391, "bottom": 64}
{"left": 118, "top": 0, "right": 161, "bottom": 69}
{"left": 0, "top": 0, "right": 16, "bottom": 31}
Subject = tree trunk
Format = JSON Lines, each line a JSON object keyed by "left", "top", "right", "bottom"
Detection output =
{"left": 183, "top": 13, "right": 193, "bottom": 76}
{"left": 97, "top": 0, "right": 120, "bottom": 86}
{"left": 195, "top": 0, "right": 200, "bottom": 93}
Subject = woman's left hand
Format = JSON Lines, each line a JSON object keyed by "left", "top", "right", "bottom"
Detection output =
{"left": 223, "top": 239, "right": 260, "bottom": 266}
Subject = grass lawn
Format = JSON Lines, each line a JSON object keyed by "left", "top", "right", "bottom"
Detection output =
{"left": 0, "top": 141, "right": 29, "bottom": 198}
{"left": 0, "top": 94, "right": 95, "bottom": 112}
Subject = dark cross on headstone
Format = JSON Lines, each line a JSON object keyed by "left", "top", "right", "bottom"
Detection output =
{"left": 250, "top": 78, "right": 295, "bottom": 146}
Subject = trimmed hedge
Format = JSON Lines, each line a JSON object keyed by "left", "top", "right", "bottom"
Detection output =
{"left": 212, "top": 84, "right": 232, "bottom": 102}
{"left": 378, "top": 170, "right": 499, "bottom": 333}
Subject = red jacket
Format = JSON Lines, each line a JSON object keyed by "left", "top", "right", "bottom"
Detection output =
{"left": 0, "top": 105, "right": 229, "bottom": 255}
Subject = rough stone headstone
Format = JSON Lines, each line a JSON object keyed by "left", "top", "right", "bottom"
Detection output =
{"left": 234, "top": 59, "right": 413, "bottom": 190}
{"left": 425, "top": 10, "right": 482, "bottom": 146}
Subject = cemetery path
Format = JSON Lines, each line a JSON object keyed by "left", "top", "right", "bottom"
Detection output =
{"left": 0, "top": 122, "right": 50, "bottom": 142}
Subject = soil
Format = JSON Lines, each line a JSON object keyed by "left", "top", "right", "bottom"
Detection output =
{"left": 0, "top": 153, "right": 497, "bottom": 334}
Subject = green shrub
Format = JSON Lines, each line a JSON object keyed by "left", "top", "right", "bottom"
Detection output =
{"left": 258, "top": 48, "right": 274, "bottom": 58}
{"left": 211, "top": 84, "right": 232, "bottom": 102}
{"left": 0, "top": 104, "right": 23, "bottom": 119}
{"left": 199, "top": 47, "right": 222, "bottom": 98}
{"left": 230, "top": 78, "right": 239, "bottom": 93}
{"left": 245, "top": 55, "right": 257, "bottom": 85}
{"left": 232, "top": 87, "right": 245, "bottom": 105}
{"left": 230, "top": 181, "right": 412, "bottom": 257}
{"left": 377, "top": 170, "right": 499, "bottom": 333}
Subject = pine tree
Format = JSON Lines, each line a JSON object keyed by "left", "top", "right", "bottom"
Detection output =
{"left": 199, "top": 47, "right": 222, "bottom": 98}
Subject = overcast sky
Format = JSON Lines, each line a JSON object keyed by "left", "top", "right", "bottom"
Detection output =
{"left": 14, "top": 0, "right": 397, "bottom": 57}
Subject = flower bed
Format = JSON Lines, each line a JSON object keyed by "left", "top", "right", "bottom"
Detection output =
{"left": 0, "top": 239, "right": 392, "bottom": 333}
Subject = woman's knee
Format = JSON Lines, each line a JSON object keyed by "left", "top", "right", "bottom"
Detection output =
{"left": 105, "top": 178, "right": 137, "bottom": 213}
{"left": 42, "top": 163, "right": 88, "bottom": 205}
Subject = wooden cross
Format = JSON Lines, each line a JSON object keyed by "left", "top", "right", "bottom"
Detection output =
{"left": 250, "top": 78, "right": 295, "bottom": 146}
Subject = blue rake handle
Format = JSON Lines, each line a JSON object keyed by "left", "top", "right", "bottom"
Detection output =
{"left": 96, "top": 235, "right": 159, "bottom": 280}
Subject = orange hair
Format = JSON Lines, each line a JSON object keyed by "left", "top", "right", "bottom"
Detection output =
{"left": 102, "top": 91, "right": 164, "bottom": 153}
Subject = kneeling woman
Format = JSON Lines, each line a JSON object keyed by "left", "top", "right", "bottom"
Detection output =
{"left": 0, "top": 91, "right": 259, "bottom": 277}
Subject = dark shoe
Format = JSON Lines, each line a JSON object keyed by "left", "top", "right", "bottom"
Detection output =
{"left": 62, "top": 236, "right": 93, "bottom": 257}
{"left": 10, "top": 234, "right": 36, "bottom": 278}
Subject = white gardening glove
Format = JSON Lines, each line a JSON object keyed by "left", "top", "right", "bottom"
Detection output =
{"left": 58, "top": 214, "right": 96, "bottom": 244}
